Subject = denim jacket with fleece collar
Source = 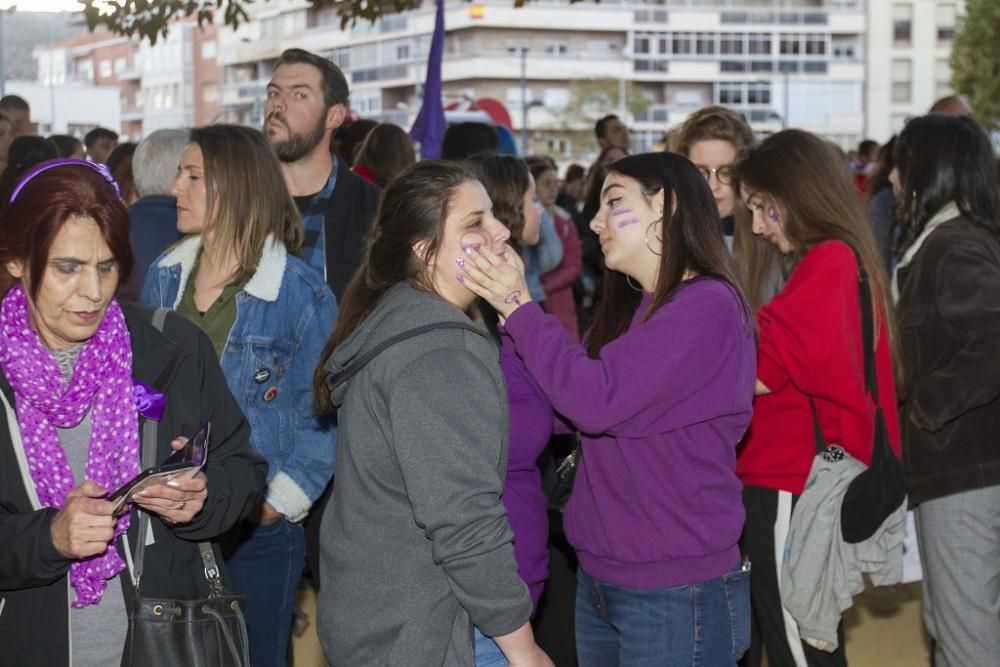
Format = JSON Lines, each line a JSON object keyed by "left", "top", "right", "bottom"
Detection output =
{"left": 141, "top": 234, "right": 338, "bottom": 522}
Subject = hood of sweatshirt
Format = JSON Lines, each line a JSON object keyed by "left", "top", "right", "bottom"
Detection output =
{"left": 324, "top": 282, "right": 492, "bottom": 407}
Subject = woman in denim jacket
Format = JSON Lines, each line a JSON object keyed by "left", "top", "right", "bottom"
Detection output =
{"left": 141, "top": 124, "right": 338, "bottom": 667}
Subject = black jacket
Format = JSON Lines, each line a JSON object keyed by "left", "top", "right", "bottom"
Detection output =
{"left": 896, "top": 217, "right": 1000, "bottom": 505}
{"left": 0, "top": 303, "right": 266, "bottom": 665}
{"left": 323, "top": 156, "right": 380, "bottom": 302}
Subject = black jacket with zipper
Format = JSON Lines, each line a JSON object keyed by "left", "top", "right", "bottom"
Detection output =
{"left": 0, "top": 303, "right": 266, "bottom": 666}
{"left": 896, "top": 217, "right": 1000, "bottom": 505}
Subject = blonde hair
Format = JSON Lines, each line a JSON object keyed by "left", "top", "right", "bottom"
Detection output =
{"left": 190, "top": 125, "right": 302, "bottom": 283}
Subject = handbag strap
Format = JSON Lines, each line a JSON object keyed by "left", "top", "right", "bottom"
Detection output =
{"left": 130, "top": 308, "right": 224, "bottom": 597}
{"left": 807, "top": 249, "right": 879, "bottom": 455}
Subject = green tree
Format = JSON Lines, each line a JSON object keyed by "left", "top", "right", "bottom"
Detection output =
{"left": 950, "top": 0, "right": 1000, "bottom": 129}
{"left": 81, "top": 0, "right": 551, "bottom": 45}
{"left": 562, "top": 78, "right": 650, "bottom": 127}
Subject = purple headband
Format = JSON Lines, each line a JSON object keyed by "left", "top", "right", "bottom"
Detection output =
{"left": 8, "top": 158, "right": 122, "bottom": 204}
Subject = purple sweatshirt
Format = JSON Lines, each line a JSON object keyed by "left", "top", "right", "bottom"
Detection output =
{"left": 504, "top": 278, "right": 756, "bottom": 589}
{"left": 499, "top": 331, "right": 553, "bottom": 607}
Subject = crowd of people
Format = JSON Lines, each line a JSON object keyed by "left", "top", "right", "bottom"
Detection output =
{"left": 0, "top": 45, "right": 997, "bottom": 667}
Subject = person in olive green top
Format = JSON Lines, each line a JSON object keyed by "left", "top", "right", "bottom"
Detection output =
{"left": 140, "top": 125, "right": 338, "bottom": 667}
{"left": 174, "top": 253, "right": 248, "bottom": 357}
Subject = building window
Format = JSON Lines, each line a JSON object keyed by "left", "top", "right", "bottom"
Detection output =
{"left": 261, "top": 16, "right": 282, "bottom": 39}
{"left": 544, "top": 87, "right": 570, "bottom": 109}
{"left": 720, "top": 33, "right": 745, "bottom": 55}
{"left": 748, "top": 33, "right": 771, "bottom": 55}
{"left": 635, "top": 36, "right": 651, "bottom": 55}
{"left": 544, "top": 41, "right": 568, "bottom": 56}
{"left": 935, "top": 59, "right": 953, "bottom": 98}
{"left": 805, "top": 34, "right": 826, "bottom": 56}
{"left": 397, "top": 44, "right": 410, "bottom": 60}
{"left": 750, "top": 60, "right": 773, "bottom": 72}
{"left": 720, "top": 61, "right": 748, "bottom": 73}
{"left": 893, "top": 4, "right": 912, "bottom": 45}
{"left": 832, "top": 37, "right": 857, "bottom": 59}
{"left": 202, "top": 84, "right": 218, "bottom": 104}
{"left": 99, "top": 59, "right": 112, "bottom": 78}
{"left": 201, "top": 40, "right": 217, "bottom": 60}
{"left": 672, "top": 33, "right": 693, "bottom": 56}
{"left": 718, "top": 82, "right": 743, "bottom": 105}
{"left": 748, "top": 82, "right": 771, "bottom": 105}
{"left": 696, "top": 33, "right": 716, "bottom": 55}
{"left": 114, "top": 57, "right": 127, "bottom": 74}
{"left": 936, "top": 4, "right": 957, "bottom": 42}
{"left": 779, "top": 34, "right": 801, "bottom": 56}
{"left": 892, "top": 59, "right": 912, "bottom": 103}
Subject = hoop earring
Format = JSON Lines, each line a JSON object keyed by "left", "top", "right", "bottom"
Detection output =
{"left": 625, "top": 275, "right": 643, "bottom": 292}
{"left": 645, "top": 219, "right": 663, "bottom": 257}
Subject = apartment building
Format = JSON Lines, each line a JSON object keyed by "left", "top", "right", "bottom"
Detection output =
{"left": 216, "top": 0, "right": 869, "bottom": 160}
{"left": 866, "top": 0, "right": 965, "bottom": 141}
{"left": 36, "top": 21, "right": 220, "bottom": 140}
{"left": 36, "top": 30, "right": 142, "bottom": 139}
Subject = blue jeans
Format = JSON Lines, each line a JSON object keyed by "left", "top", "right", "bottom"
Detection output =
{"left": 226, "top": 518, "right": 306, "bottom": 667}
{"left": 575, "top": 563, "right": 750, "bottom": 667}
{"left": 474, "top": 626, "right": 510, "bottom": 666}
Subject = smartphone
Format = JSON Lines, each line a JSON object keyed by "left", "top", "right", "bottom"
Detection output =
{"left": 108, "top": 423, "right": 210, "bottom": 517}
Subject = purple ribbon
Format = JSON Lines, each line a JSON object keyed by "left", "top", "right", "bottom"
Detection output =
{"left": 133, "top": 379, "right": 165, "bottom": 421}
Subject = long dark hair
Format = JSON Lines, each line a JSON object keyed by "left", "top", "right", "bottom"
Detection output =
{"left": 463, "top": 154, "right": 531, "bottom": 250}
{"left": 586, "top": 152, "right": 752, "bottom": 357}
{"left": 313, "top": 160, "right": 477, "bottom": 412}
{"left": 736, "top": 129, "right": 899, "bottom": 377}
{"left": 893, "top": 114, "right": 1000, "bottom": 256}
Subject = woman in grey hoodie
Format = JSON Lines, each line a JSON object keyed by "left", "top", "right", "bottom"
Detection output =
{"left": 312, "top": 161, "right": 553, "bottom": 667}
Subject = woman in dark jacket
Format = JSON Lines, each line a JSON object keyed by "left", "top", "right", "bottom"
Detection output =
{"left": 891, "top": 114, "right": 1000, "bottom": 667}
{"left": 0, "top": 159, "right": 265, "bottom": 665}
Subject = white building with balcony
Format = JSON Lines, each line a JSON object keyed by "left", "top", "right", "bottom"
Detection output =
{"left": 865, "top": 0, "right": 965, "bottom": 142}
{"left": 217, "top": 0, "right": 868, "bottom": 160}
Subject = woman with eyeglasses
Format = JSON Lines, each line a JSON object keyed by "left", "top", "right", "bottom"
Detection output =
{"left": 734, "top": 129, "right": 901, "bottom": 667}
{"left": 675, "top": 106, "right": 782, "bottom": 310}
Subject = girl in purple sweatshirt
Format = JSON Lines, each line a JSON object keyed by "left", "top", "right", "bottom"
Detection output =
{"left": 460, "top": 152, "right": 757, "bottom": 666}
{"left": 464, "top": 154, "right": 555, "bottom": 666}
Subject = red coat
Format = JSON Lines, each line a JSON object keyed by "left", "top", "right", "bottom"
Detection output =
{"left": 737, "top": 241, "right": 901, "bottom": 494}
{"left": 540, "top": 209, "right": 582, "bottom": 342}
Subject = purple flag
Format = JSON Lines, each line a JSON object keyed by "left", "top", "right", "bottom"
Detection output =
{"left": 410, "top": 0, "right": 447, "bottom": 159}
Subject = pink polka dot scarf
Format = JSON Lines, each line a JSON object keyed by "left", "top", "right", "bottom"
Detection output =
{"left": 0, "top": 284, "right": 140, "bottom": 608}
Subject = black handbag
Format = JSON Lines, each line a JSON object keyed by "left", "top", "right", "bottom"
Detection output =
{"left": 806, "top": 259, "right": 906, "bottom": 544}
{"left": 120, "top": 308, "right": 250, "bottom": 667}
{"left": 839, "top": 261, "right": 907, "bottom": 544}
{"left": 546, "top": 440, "right": 581, "bottom": 512}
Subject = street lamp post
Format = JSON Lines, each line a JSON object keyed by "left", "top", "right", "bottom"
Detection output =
{"left": 520, "top": 46, "right": 528, "bottom": 153}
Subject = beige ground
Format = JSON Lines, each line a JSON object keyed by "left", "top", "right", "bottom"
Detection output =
{"left": 291, "top": 581, "right": 930, "bottom": 666}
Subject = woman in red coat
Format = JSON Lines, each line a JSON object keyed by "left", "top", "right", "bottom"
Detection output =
{"left": 735, "top": 130, "right": 901, "bottom": 667}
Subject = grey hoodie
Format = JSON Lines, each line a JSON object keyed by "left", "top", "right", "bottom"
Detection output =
{"left": 316, "top": 283, "right": 531, "bottom": 666}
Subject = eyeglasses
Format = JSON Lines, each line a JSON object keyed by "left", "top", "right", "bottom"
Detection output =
{"left": 697, "top": 166, "right": 735, "bottom": 186}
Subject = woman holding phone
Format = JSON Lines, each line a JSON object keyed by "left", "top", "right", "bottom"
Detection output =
{"left": 0, "top": 159, "right": 265, "bottom": 665}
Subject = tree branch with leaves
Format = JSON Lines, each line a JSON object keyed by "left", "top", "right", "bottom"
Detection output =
{"left": 950, "top": 0, "right": 1000, "bottom": 130}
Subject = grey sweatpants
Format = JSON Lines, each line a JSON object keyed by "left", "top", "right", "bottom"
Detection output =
{"left": 914, "top": 484, "right": 1000, "bottom": 667}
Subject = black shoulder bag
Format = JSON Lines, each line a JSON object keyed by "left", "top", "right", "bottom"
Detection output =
{"left": 808, "top": 259, "right": 907, "bottom": 544}
{"left": 121, "top": 308, "right": 250, "bottom": 667}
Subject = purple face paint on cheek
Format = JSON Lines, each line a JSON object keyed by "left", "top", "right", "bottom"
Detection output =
{"left": 460, "top": 230, "right": 491, "bottom": 253}
{"left": 616, "top": 217, "right": 642, "bottom": 229}
{"left": 611, "top": 207, "right": 641, "bottom": 229}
